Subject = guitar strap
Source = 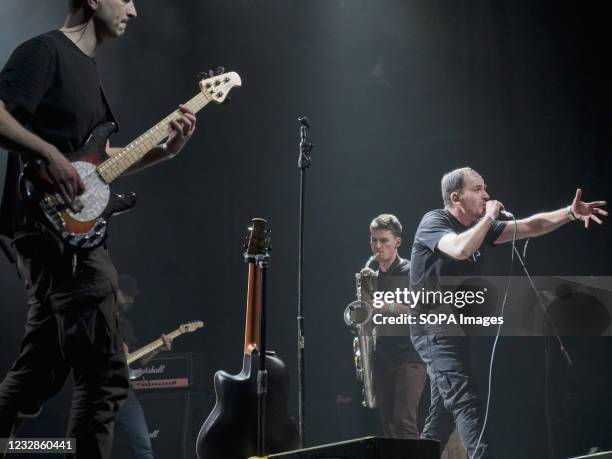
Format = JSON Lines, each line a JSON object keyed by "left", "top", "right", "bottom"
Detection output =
{"left": 0, "top": 153, "right": 20, "bottom": 252}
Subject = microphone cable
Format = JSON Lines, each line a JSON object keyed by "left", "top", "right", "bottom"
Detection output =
{"left": 473, "top": 215, "right": 572, "bottom": 459}
{"left": 473, "top": 215, "right": 517, "bottom": 458}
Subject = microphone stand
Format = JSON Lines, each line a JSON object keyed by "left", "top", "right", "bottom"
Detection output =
{"left": 296, "top": 116, "right": 313, "bottom": 448}
{"left": 515, "top": 241, "right": 570, "bottom": 459}
{"left": 513, "top": 245, "right": 573, "bottom": 366}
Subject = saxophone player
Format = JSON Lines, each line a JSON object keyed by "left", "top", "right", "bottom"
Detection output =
{"left": 368, "top": 214, "right": 427, "bottom": 439}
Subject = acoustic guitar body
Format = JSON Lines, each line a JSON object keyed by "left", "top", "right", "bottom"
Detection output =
{"left": 196, "top": 351, "right": 298, "bottom": 459}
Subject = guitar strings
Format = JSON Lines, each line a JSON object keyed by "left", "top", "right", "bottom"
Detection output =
{"left": 74, "top": 92, "right": 210, "bottom": 187}
{"left": 99, "top": 92, "right": 210, "bottom": 178}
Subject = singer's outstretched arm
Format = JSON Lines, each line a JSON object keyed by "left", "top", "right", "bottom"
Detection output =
{"left": 494, "top": 188, "right": 607, "bottom": 244}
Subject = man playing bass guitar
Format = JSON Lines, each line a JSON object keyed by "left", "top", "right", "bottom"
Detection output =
{"left": 0, "top": 1, "right": 196, "bottom": 457}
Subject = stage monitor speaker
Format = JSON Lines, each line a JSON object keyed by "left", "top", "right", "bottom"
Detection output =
{"left": 569, "top": 453, "right": 612, "bottom": 459}
{"left": 112, "top": 391, "right": 212, "bottom": 459}
{"left": 269, "top": 436, "right": 439, "bottom": 459}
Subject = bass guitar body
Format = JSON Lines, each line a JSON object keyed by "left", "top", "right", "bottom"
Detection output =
{"left": 20, "top": 122, "right": 136, "bottom": 249}
{"left": 196, "top": 352, "right": 298, "bottom": 458}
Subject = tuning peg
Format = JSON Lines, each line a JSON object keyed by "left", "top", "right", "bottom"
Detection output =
{"left": 208, "top": 69, "right": 215, "bottom": 78}
{"left": 222, "top": 96, "right": 231, "bottom": 105}
{"left": 196, "top": 71, "right": 208, "bottom": 81}
{"left": 216, "top": 66, "right": 225, "bottom": 75}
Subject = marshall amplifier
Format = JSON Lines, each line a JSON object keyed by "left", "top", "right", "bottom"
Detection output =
{"left": 130, "top": 352, "right": 208, "bottom": 391}
{"left": 270, "top": 437, "right": 439, "bottom": 459}
{"left": 112, "top": 391, "right": 213, "bottom": 459}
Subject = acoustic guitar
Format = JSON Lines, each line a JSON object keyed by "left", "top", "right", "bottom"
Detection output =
{"left": 196, "top": 218, "right": 299, "bottom": 458}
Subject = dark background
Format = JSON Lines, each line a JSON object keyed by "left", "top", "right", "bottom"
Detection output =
{"left": 1, "top": 1, "right": 611, "bottom": 458}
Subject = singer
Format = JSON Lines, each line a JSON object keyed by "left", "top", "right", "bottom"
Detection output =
{"left": 409, "top": 167, "right": 607, "bottom": 459}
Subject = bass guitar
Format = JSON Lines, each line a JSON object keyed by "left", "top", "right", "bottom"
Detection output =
{"left": 196, "top": 218, "right": 299, "bottom": 458}
{"left": 19, "top": 72, "right": 241, "bottom": 249}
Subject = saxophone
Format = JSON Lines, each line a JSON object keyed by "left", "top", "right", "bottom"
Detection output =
{"left": 343, "top": 264, "right": 378, "bottom": 409}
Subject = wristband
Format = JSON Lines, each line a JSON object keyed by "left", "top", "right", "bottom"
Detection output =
{"left": 567, "top": 205, "right": 577, "bottom": 221}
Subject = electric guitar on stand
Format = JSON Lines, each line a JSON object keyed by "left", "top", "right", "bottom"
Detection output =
{"left": 19, "top": 71, "right": 241, "bottom": 249}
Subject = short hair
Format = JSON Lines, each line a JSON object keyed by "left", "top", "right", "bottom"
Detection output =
{"left": 441, "top": 167, "right": 480, "bottom": 207}
{"left": 370, "top": 214, "right": 402, "bottom": 238}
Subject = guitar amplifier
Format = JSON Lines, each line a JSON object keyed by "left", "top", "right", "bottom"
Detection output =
{"left": 113, "top": 391, "right": 213, "bottom": 459}
{"left": 131, "top": 352, "right": 209, "bottom": 391}
{"left": 269, "top": 437, "right": 439, "bottom": 459}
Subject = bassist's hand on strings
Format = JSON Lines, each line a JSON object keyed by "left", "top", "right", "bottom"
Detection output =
{"left": 43, "top": 148, "right": 85, "bottom": 205}
{"left": 164, "top": 104, "right": 197, "bottom": 158}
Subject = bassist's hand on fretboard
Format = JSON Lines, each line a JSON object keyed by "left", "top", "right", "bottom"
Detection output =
{"left": 105, "top": 105, "right": 197, "bottom": 177}
{"left": 165, "top": 104, "right": 197, "bottom": 158}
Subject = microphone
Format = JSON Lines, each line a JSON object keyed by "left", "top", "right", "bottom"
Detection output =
{"left": 487, "top": 200, "right": 514, "bottom": 219}
{"left": 298, "top": 116, "right": 310, "bottom": 129}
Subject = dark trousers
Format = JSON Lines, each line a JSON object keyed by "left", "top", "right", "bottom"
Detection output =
{"left": 374, "top": 359, "right": 427, "bottom": 439}
{"left": 0, "top": 237, "right": 129, "bottom": 458}
{"left": 411, "top": 334, "right": 493, "bottom": 459}
{"left": 114, "top": 389, "right": 154, "bottom": 458}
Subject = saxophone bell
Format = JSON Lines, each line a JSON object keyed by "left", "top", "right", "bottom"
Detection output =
{"left": 343, "top": 300, "right": 372, "bottom": 329}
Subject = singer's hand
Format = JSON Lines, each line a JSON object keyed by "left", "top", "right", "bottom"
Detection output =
{"left": 485, "top": 200, "right": 504, "bottom": 220}
{"left": 570, "top": 188, "right": 608, "bottom": 229}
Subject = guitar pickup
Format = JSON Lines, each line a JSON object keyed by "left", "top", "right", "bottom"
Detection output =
{"left": 40, "top": 197, "right": 65, "bottom": 231}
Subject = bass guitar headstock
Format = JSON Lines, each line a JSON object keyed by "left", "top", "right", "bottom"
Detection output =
{"left": 198, "top": 67, "right": 241, "bottom": 104}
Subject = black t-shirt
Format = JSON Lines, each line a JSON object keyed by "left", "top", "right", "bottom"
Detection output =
{"left": 411, "top": 209, "right": 506, "bottom": 288}
{"left": 372, "top": 256, "right": 422, "bottom": 363}
{"left": 410, "top": 209, "right": 506, "bottom": 333}
{"left": 0, "top": 30, "right": 115, "bottom": 237}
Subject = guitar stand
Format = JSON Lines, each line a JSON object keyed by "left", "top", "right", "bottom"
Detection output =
{"left": 256, "top": 257, "right": 269, "bottom": 458}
